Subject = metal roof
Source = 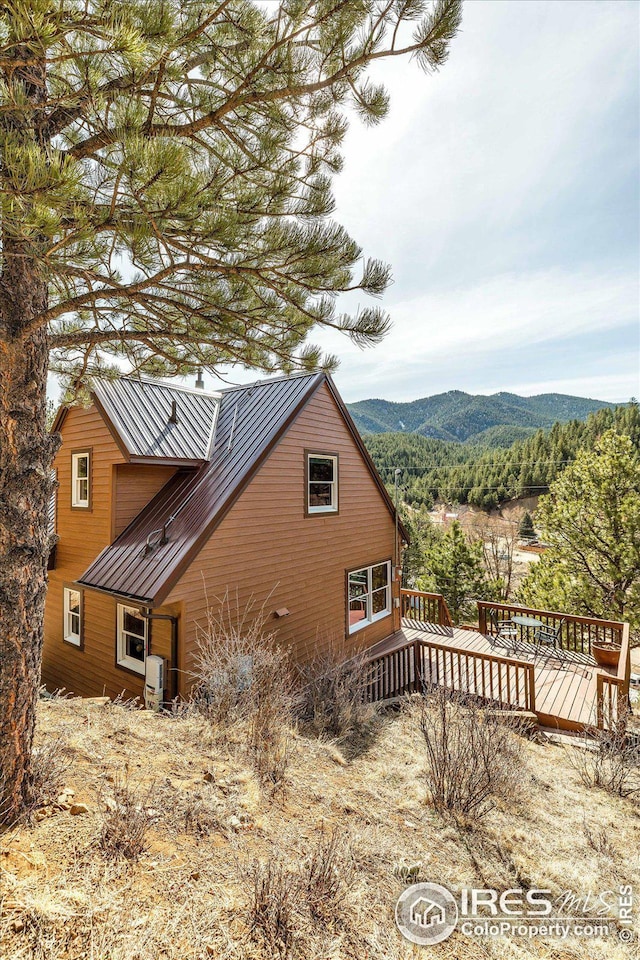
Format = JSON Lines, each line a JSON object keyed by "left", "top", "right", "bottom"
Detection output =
{"left": 92, "top": 378, "right": 219, "bottom": 463}
{"left": 79, "top": 373, "right": 324, "bottom": 604}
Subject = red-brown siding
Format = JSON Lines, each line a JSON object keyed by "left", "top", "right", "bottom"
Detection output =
{"left": 42, "top": 406, "right": 175, "bottom": 699}
{"left": 167, "top": 382, "right": 400, "bottom": 687}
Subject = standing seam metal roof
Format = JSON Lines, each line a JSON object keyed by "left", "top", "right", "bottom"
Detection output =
{"left": 78, "top": 373, "right": 324, "bottom": 603}
{"left": 92, "top": 378, "right": 219, "bottom": 462}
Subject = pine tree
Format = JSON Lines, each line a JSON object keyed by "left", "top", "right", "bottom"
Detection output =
{"left": 518, "top": 511, "right": 535, "bottom": 540}
{"left": 518, "top": 431, "right": 640, "bottom": 634}
{"left": 419, "top": 521, "right": 490, "bottom": 623}
{"left": 0, "top": 0, "right": 462, "bottom": 822}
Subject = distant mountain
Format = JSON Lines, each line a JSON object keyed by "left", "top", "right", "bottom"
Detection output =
{"left": 346, "top": 391, "right": 618, "bottom": 444}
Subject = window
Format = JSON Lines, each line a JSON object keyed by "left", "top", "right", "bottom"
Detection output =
{"left": 71, "top": 451, "right": 90, "bottom": 508}
{"left": 348, "top": 561, "right": 392, "bottom": 633}
{"left": 63, "top": 587, "right": 82, "bottom": 646}
{"left": 307, "top": 453, "right": 338, "bottom": 514}
{"left": 117, "top": 604, "right": 148, "bottom": 675}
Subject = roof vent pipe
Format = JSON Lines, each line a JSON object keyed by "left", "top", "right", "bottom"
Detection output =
{"left": 195, "top": 367, "right": 205, "bottom": 389}
{"left": 168, "top": 399, "right": 178, "bottom": 424}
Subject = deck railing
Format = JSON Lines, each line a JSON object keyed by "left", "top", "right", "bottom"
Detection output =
{"left": 364, "top": 636, "right": 535, "bottom": 712}
{"left": 401, "top": 589, "right": 453, "bottom": 627}
{"left": 596, "top": 621, "right": 631, "bottom": 729}
{"left": 477, "top": 601, "right": 625, "bottom": 657}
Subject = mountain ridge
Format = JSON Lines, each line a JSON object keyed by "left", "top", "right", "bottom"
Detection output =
{"left": 346, "top": 390, "right": 619, "bottom": 444}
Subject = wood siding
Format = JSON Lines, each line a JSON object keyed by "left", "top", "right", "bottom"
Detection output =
{"left": 42, "top": 405, "right": 175, "bottom": 700}
{"left": 113, "top": 464, "right": 177, "bottom": 538}
{"left": 167, "top": 382, "right": 400, "bottom": 689}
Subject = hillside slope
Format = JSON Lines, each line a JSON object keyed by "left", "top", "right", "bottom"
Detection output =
{"left": 347, "top": 391, "right": 618, "bottom": 443}
{"left": 1, "top": 697, "right": 636, "bottom": 959}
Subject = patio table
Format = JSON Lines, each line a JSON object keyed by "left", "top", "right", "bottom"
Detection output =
{"left": 511, "top": 615, "right": 544, "bottom": 642}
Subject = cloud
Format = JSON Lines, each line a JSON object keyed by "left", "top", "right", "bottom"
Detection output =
{"left": 318, "top": 0, "right": 639, "bottom": 402}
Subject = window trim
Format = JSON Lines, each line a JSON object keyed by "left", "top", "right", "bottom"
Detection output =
{"left": 305, "top": 450, "right": 339, "bottom": 516}
{"left": 116, "top": 603, "right": 148, "bottom": 676}
{"left": 70, "top": 448, "right": 92, "bottom": 510}
{"left": 346, "top": 559, "right": 392, "bottom": 635}
{"left": 62, "top": 584, "right": 83, "bottom": 649}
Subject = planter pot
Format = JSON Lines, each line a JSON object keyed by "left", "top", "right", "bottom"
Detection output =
{"left": 592, "top": 643, "right": 621, "bottom": 667}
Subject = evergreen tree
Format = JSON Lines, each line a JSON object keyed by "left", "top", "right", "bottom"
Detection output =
{"left": 0, "top": 0, "right": 462, "bottom": 822}
{"left": 518, "top": 431, "right": 640, "bottom": 635}
{"left": 518, "top": 511, "right": 535, "bottom": 540}
{"left": 419, "top": 521, "right": 490, "bottom": 623}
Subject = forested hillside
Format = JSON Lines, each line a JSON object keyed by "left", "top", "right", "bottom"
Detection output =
{"left": 365, "top": 403, "right": 639, "bottom": 510}
{"left": 347, "top": 390, "right": 617, "bottom": 442}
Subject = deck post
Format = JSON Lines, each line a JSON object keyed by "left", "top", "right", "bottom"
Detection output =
{"left": 596, "top": 674, "right": 604, "bottom": 729}
{"left": 527, "top": 663, "right": 536, "bottom": 713}
{"left": 478, "top": 603, "right": 487, "bottom": 636}
{"left": 413, "top": 641, "right": 422, "bottom": 694}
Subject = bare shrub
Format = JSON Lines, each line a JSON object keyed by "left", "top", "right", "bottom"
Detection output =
{"left": 296, "top": 638, "right": 377, "bottom": 745}
{"left": 98, "top": 773, "right": 156, "bottom": 860}
{"left": 582, "top": 816, "right": 617, "bottom": 858}
{"left": 248, "top": 701, "right": 293, "bottom": 792}
{"left": 302, "top": 827, "right": 354, "bottom": 920}
{"left": 24, "top": 737, "right": 72, "bottom": 815}
{"left": 569, "top": 717, "right": 640, "bottom": 799}
{"left": 420, "top": 689, "right": 523, "bottom": 821}
{"left": 190, "top": 588, "right": 296, "bottom": 789}
{"left": 247, "top": 856, "right": 297, "bottom": 958}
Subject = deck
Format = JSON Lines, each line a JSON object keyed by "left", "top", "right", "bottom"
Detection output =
{"left": 364, "top": 595, "right": 631, "bottom": 732}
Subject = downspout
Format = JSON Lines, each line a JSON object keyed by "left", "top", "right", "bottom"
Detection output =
{"left": 141, "top": 609, "right": 179, "bottom": 701}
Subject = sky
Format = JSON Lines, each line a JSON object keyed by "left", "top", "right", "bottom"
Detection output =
{"left": 48, "top": 0, "right": 640, "bottom": 406}
{"left": 210, "top": 0, "right": 640, "bottom": 404}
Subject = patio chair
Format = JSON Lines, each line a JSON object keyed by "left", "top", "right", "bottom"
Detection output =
{"left": 488, "top": 609, "right": 518, "bottom": 649}
{"left": 534, "top": 619, "right": 566, "bottom": 661}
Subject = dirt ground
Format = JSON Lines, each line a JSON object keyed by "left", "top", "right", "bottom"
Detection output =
{"left": 1, "top": 695, "right": 638, "bottom": 960}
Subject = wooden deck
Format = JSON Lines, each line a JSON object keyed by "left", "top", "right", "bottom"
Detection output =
{"left": 365, "top": 617, "right": 622, "bottom": 731}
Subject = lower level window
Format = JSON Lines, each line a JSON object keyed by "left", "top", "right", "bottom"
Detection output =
{"left": 117, "top": 604, "right": 147, "bottom": 674}
{"left": 348, "top": 561, "right": 392, "bottom": 633}
{"left": 63, "top": 587, "right": 82, "bottom": 646}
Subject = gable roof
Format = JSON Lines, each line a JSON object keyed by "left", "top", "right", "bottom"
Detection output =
{"left": 77, "top": 372, "right": 408, "bottom": 605}
{"left": 92, "top": 378, "right": 219, "bottom": 464}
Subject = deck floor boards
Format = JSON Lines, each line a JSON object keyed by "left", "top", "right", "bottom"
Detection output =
{"left": 365, "top": 619, "right": 615, "bottom": 729}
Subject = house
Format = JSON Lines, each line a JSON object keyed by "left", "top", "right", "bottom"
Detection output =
{"left": 43, "top": 372, "right": 408, "bottom": 702}
{"left": 410, "top": 897, "right": 446, "bottom": 929}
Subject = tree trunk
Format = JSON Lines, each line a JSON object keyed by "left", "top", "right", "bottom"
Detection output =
{"left": 0, "top": 252, "right": 57, "bottom": 823}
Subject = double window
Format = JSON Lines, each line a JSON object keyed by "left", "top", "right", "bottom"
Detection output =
{"left": 71, "top": 451, "right": 90, "bottom": 508}
{"left": 348, "top": 561, "right": 392, "bottom": 633}
{"left": 307, "top": 453, "right": 338, "bottom": 514}
{"left": 63, "top": 587, "right": 82, "bottom": 647}
{"left": 116, "top": 604, "right": 148, "bottom": 675}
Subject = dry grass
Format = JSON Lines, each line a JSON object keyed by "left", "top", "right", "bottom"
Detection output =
{"left": 0, "top": 694, "right": 638, "bottom": 959}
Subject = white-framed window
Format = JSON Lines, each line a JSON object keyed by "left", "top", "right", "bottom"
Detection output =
{"left": 116, "top": 604, "right": 147, "bottom": 675}
{"left": 71, "top": 452, "right": 90, "bottom": 508}
{"left": 63, "top": 587, "right": 82, "bottom": 646}
{"left": 307, "top": 453, "right": 338, "bottom": 513}
{"left": 348, "top": 561, "right": 392, "bottom": 634}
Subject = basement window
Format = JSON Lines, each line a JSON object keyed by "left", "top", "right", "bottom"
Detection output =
{"left": 348, "top": 561, "right": 392, "bottom": 633}
{"left": 117, "top": 604, "right": 147, "bottom": 675}
{"left": 71, "top": 451, "right": 90, "bottom": 508}
{"left": 307, "top": 453, "right": 338, "bottom": 514}
{"left": 63, "top": 587, "right": 82, "bottom": 647}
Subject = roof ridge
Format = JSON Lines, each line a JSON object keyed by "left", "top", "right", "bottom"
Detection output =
{"left": 114, "top": 375, "right": 221, "bottom": 399}
{"left": 218, "top": 370, "right": 324, "bottom": 393}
